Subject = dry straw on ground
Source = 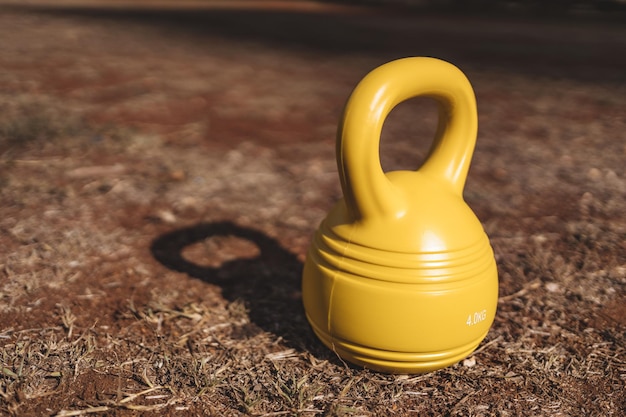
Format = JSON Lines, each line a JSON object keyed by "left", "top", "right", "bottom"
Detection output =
{"left": 1, "top": 2, "right": 625, "bottom": 416}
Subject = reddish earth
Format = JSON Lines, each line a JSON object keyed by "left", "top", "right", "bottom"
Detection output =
{"left": 0, "top": 1, "right": 624, "bottom": 416}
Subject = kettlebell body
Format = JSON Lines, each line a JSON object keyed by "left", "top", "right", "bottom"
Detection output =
{"left": 302, "top": 58, "right": 498, "bottom": 373}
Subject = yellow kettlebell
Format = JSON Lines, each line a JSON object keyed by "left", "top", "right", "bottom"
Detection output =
{"left": 302, "top": 57, "right": 498, "bottom": 373}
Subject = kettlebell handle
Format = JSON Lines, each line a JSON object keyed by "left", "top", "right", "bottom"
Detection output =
{"left": 337, "top": 57, "right": 478, "bottom": 221}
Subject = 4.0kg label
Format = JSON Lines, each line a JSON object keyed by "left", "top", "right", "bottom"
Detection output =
{"left": 466, "top": 310, "right": 487, "bottom": 326}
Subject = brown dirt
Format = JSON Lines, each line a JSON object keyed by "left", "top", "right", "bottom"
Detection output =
{"left": 0, "top": 1, "right": 625, "bottom": 416}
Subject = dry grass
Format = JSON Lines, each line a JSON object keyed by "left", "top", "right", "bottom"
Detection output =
{"left": 1, "top": 3, "right": 625, "bottom": 416}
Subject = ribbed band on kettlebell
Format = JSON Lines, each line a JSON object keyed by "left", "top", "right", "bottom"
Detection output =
{"left": 311, "top": 222, "right": 495, "bottom": 285}
{"left": 307, "top": 316, "right": 490, "bottom": 373}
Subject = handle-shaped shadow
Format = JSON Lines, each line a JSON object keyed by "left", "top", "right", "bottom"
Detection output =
{"left": 150, "top": 221, "right": 314, "bottom": 348}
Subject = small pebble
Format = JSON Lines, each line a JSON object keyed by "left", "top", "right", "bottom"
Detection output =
{"left": 587, "top": 167, "right": 602, "bottom": 181}
{"left": 169, "top": 169, "right": 186, "bottom": 181}
{"left": 463, "top": 356, "right": 476, "bottom": 367}
{"left": 156, "top": 210, "right": 177, "bottom": 224}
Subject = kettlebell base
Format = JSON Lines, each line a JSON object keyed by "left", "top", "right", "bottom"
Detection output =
{"left": 309, "top": 318, "right": 489, "bottom": 374}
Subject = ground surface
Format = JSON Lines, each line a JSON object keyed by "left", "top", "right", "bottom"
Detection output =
{"left": 0, "top": 1, "right": 625, "bottom": 416}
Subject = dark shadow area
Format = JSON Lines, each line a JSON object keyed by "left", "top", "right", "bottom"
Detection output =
{"left": 325, "top": 0, "right": 626, "bottom": 16}
{"left": 10, "top": 3, "right": 626, "bottom": 84}
{"left": 151, "top": 221, "right": 323, "bottom": 353}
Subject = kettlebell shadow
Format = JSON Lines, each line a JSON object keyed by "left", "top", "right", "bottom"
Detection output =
{"left": 150, "top": 221, "right": 321, "bottom": 352}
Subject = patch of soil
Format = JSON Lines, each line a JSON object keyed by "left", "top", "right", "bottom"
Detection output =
{"left": 1, "top": 1, "right": 625, "bottom": 416}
